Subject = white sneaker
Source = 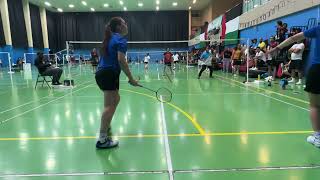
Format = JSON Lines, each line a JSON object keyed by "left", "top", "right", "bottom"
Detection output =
{"left": 296, "top": 79, "right": 302, "bottom": 85}
{"left": 307, "top": 135, "right": 320, "bottom": 148}
{"left": 288, "top": 78, "right": 295, "bottom": 83}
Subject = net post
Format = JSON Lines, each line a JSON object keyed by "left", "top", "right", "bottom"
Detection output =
{"left": 66, "top": 41, "right": 72, "bottom": 83}
{"left": 66, "top": 41, "right": 69, "bottom": 66}
{"left": 8, "top": 53, "right": 14, "bottom": 74}
{"left": 186, "top": 51, "right": 189, "bottom": 68}
{"left": 55, "top": 54, "right": 58, "bottom": 67}
{"left": 23, "top": 53, "right": 26, "bottom": 64}
{"left": 246, "top": 38, "right": 250, "bottom": 84}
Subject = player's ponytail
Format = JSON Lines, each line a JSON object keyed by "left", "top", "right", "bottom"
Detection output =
{"left": 101, "top": 17, "right": 123, "bottom": 58}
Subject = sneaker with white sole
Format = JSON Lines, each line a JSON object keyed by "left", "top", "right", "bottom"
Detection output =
{"left": 288, "top": 78, "right": 295, "bottom": 83}
{"left": 296, "top": 79, "right": 302, "bottom": 85}
{"left": 306, "top": 135, "right": 320, "bottom": 148}
{"left": 96, "top": 137, "right": 119, "bottom": 149}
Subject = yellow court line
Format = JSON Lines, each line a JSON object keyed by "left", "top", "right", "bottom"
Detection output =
{"left": 166, "top": 103, "right": 206, "bottom": 134}
{"left": 121, "top": 89, "right": 206, "bottom": 135}
{"left": 215, "top": 74, "right": 309, "bottom": 104}
{"left": 0, "top": 130, "right": 313, "bottom": 141}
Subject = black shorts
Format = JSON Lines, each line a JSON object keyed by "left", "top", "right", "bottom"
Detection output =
{"left": 144, "top": 62, "right": 148, "bottom": 64}
{"left": 165, "top": 62, "right": 172, "bottom": 66}
{"left": 289, "top": 60, "right": 302, "bottom": 70}
{"left": 257, "top": 59, "right": 266, "bottom": 66}
{"left": 174, "top": 61, "right": 179, "bottom": 64}
{"left": 233, "top": 60, "right": 241, "bottom": 65}
{"left": 305, "top": 64, "right": 320, "bottom": 94}
{"left": 95, "top": 69, "right": 120, "bottom": 91}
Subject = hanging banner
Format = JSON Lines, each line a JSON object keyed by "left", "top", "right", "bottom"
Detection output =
{"left": 226, "top": 17, "right": 240, "bottom": 34}
{"left": 239, "top": 0, "right": 320, "bottom": 30}
{"left": 199, "top": 33, "right": 205, "bottom": 41}
{"left": 208, "top": 15, "right": 223, "bottom": 32}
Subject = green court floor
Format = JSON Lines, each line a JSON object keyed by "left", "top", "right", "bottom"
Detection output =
{"left": 0, "top": 64, "right": 319, "bottom": 180}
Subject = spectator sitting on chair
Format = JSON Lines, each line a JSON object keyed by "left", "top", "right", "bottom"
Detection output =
{"left": 258, "top": 38, "right": 266, "bottom": 51}
{"left": 251, "top": 47, "right": 266, "bottom": 70}
{"left": 34, "top": 52, "right": 63, "bottom": 85}
{"left": 250, "top": 38, "right": 258, "bottom": 49}
{"left": 17, "top": 58, "right": 24, "bottom": 71}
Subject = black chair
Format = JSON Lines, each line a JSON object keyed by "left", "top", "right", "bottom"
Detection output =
{"left": 35, "top": 72, "right": 53, "bottom": 89}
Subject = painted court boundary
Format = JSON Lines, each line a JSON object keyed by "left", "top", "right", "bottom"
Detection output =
{"left": 1, "top": 165, "right": 320, "bottom": 178}
{"left": 0, "top": 130, "right": 314, "bottom": 141}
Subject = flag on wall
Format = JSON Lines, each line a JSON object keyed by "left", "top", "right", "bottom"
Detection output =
{"left": 223, "top": 3, "right": 242, "bottom": 46}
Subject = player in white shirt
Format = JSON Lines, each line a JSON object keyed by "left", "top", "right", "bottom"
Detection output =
{"left": 144, "top": 53, "right": 150, "bottom": 70}
{"left": 288, "top": 42, "right": 305, "bottom": 85}
{"left": 173, "top": 53, "right": 179, "bottom": 70}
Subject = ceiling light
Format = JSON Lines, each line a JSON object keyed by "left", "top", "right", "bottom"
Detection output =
{"left": 69, "top": 4, "right": 74, "bottom": 8}
{"left": 124, "top": 7, "right": 127, "bottom": 11}
{"left": 90, "top": 8, "right": 95, "bottom": 11}
{"left": 44, "top": 2, "right": 51, "bottom": 6}
{"left": 57, "top": 8, "right": 63, "bottom": 12}
{"left": 120, "top": 1, "right": 124, "bottom": 5}
{"left": 193, "top": 0, "right": 197, "bottom": 4}
{"left": 156, "top": 6, "right": 159, "bottom": 10}
{"left": 81, "top": 1, "right": 87, "bottom": 6}
{"left": 189, "top": 6, "right": 192, "bottom": 10}
{"left": 156, "top": 0, "right": 160, "bottom": 5}
{"left": 104, "top": 3, "right": 109, "bottom": 7}
{"left": 172, "top": 2, "right": 178, "bottom": 6}
{"left": 138, "top": 3, "right": 143, "bottom": 7}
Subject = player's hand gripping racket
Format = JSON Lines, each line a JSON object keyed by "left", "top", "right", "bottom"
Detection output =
{"left": 135, "top": 76, "right": 172, "bottom": 103}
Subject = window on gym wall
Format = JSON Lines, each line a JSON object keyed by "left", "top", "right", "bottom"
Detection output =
{"left": 243, "top": 0, "right": 272, "bottom": 13}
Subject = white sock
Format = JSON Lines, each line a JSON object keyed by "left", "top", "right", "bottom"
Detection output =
{"left": 99, "top": 133, "right": 107, "bottom": 143}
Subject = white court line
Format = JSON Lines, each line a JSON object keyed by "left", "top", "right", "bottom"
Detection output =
{"left": 160, "top": 96, "right": 174, "bottom": 180}
{"left": 41, "top": 92, "right": 258, "bottom": 99}
{"left": 1, "top": 165, "right": 319, "bottom": 178}
{"left": 0, "top": 170, "right": 167, "bottom": 178}
{"left": 0, "top": 82, "right": 93, "bottom": 125}
{"left": 0, "top": 80, "right": 91, "bottom": 114}
{"left": 174, "top": 92, "right": 257, "bottom": 96}
{"left": 217, "top": 78, "right": 310, "bottom": 112}
{"left": 175, "top": 165, "right": 320, "bottom": 173}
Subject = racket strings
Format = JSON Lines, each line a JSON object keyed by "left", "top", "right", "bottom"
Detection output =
{"left": 156, "top": 88, "right": 172, "bottom": 102}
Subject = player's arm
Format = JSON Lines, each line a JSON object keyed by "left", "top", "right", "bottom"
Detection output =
{"left": 118, "top": 52, "right": 139, "bottom": 86}
{"left": 269, "top": 32, "right": 305, "bottom": 54}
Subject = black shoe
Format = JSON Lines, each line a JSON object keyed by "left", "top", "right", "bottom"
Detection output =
{"left": 52, "top": 82, "right": 62, "bottom": 85}
{"left": 96, "top": 138, "right": 119, "bottom": 149}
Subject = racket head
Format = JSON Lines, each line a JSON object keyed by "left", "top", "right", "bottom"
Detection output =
{"left": 156, "top": 87, "right": 172, "bottom": 103}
